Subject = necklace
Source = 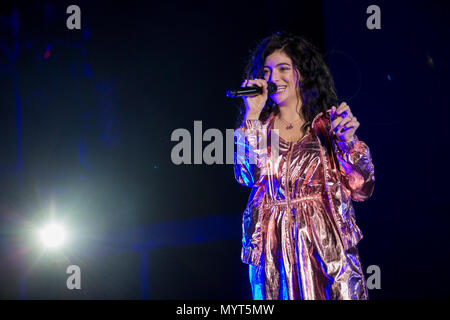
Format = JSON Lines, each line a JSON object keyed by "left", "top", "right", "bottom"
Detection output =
{"left": 277, "top": 116, "right": 302, "bottom": 130}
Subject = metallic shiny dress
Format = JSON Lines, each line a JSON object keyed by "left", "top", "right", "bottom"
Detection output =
{"left": 234, "top": 110, "right": 375, "bottom": 300}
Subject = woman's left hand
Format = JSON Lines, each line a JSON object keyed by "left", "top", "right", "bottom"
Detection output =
{"left": 330, "top": 102, "right": 360, "bottom": 142}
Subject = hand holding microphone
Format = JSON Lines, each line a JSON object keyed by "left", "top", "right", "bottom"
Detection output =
{"left": 227, "top": 79, "right": 277, "bottom": 120}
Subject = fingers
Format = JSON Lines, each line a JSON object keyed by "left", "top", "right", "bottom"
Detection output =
{"left": 331, "top": 102, "right": 360, "bottom": 141}
{"left": 335, "top": 102, "right": 353, "bottom": 119}
{"left": 332, "top": 116, "right": 344, "bottom": 131}
{"left": 335, "top": 116, "right": 353, "bottom": 132}
{"left": 242, "top": 79, "right": 268, "bottom": 95}
{"left": 331, "top": 103, "right": 352, "bottom": 118}
{"left": 241, "top": 79, "right": 269, "bottom": 114}
{"left": 331, "top": 102, "right": 355, "bottom": 131}
{"left": 331, "top": 108, "right": 346, "bottom": 130}
{"left": 339, "top": 117, "right": 359, "bottom": 133}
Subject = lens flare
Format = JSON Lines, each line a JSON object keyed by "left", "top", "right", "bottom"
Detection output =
{"left": 39, "top": 223, "right": 66, "bottom": 248}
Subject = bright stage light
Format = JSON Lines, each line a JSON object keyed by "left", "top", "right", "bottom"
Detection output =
{"left": 39, "top": 222, "right": 67, "bottom": 248}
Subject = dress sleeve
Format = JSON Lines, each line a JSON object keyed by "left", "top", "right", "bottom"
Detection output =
{"left": 234, "top": 119, "right": 268, "bottom": 188}
{"left": 332, "top": 135, "right": 375, "bottom": 201}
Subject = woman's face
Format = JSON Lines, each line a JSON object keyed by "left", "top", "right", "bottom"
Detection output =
{"left": 263, "top": 50, "right": 301, "bottom": 106}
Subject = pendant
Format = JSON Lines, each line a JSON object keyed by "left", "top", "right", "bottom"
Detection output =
{"left": 285, "top": 124, "right": 293, "bottom": 130}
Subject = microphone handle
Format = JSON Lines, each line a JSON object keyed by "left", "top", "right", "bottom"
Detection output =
{"left": 226, "top": 87, "right": 262, "bottom": 98}
{"left": 226, "top": 82, "right": 277, "bottom": 98}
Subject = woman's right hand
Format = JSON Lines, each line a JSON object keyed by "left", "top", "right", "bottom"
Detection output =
{"left": 241, "top": 79, "right": 268, "bottom": 120}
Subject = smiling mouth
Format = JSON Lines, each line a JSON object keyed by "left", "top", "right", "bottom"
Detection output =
{"left": 276, "top": 85, "right": 287, "bottom": 93}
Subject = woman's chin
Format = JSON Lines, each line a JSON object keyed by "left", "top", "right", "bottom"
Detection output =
{"left": 272, "top": 93, "right": 297, "bottom": 107}
{"left": 272, "top": 96, "right": 287, "bottom": 106}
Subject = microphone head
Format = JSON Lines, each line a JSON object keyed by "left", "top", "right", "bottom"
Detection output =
{"left": 267, "top": 82, "right": 277, "bottom": 95}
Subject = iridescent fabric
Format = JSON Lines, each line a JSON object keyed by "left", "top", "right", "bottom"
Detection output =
{"left": 234, "top": 110, "right": 375, "bottom": 300}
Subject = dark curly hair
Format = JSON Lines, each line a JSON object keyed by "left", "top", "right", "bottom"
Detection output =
{"left": 235, "top": 32, "right": 338, "bottom": 133}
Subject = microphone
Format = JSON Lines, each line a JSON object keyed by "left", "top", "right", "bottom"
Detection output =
{"left": 226, "top": 82, "right": 277, "bottom": 98}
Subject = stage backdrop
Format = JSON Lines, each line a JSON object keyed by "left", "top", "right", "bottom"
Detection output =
{"left": 0, "top": 0, "right": 448, "bottom": 299}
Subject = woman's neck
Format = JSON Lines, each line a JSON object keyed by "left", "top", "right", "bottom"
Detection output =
{"left": 277, "top": 98, "right": 303, "bottom": 122}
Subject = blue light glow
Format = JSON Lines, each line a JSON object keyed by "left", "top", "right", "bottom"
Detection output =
{"left": 249, "top": 264, "right": 264, "bottom": 300}
{"left": 279, "top": 257, "right": 289, "bottom": 300}
{"left": 314, "top": 251, "right": 334, "bottom": 300}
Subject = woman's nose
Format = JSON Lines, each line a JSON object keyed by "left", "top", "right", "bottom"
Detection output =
{"left": 269, "top": 70, "right": 279, "bottom": 83}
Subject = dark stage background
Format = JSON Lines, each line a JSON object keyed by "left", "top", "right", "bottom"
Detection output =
{"left": 0, "top": 0, "right": 448, "bottom": 299}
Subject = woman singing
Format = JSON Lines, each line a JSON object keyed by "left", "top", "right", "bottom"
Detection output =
{"left": 234, "top": 32, "right": 375, "bottom": 300}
